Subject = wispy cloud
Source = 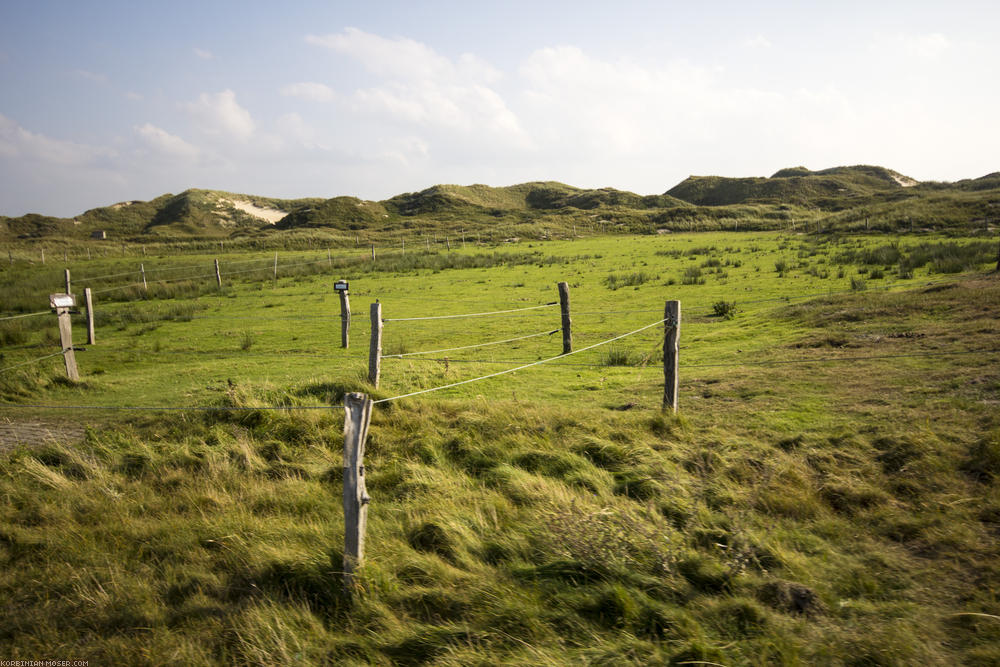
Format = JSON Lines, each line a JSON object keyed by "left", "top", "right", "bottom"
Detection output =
{"left": 280, "top": 81, "right": 335, "bottom": 102}
{"left": 193, "top": 47, "right": 214, "bottom": 60}
{"left": 0, "top": 113, "right": 114, "bottom": 165}
{"left": 73, "top": 69, "right": 109, "bottom": 85}
{"left": 134, "top": 123, "right": 200, "bottom": 159}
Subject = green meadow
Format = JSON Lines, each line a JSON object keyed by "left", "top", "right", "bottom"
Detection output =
{"left": 1, "top": 230, "right": 999, "bottom": 665}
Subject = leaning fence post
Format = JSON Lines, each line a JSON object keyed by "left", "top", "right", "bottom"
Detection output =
{"left": 50, "top": 294, "right": 79, "bottom": 382}
{"left": 140, "top": 263, "right": 147, "bottom": 291}
{"left": 214, "top": 259, "right": 222, "bottom": 287}
{"left": 342, "top": 392, "right": 373, "bottom": 595}
{"left": 84, "top": 288, "right": 95, "bottom": 345}
{"left": 558, "top": 281, "right": 572, "bottom": 354}
{"left": 663, "top": 300, "right": 680, "bottom": 412}
{"left": 368, "top": 301, "right": 382, "bottom": 388}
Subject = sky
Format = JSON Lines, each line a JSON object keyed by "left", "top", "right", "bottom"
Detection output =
{"left": 1, "top": 0, "right": 998, "bottom": 217}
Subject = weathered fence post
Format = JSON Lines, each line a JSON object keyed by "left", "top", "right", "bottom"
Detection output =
{"left": 401, "top": 239, "right": 405, "bottom": 254}
{"left": 342, "top": 392, "right": 373, "bottom": 595}
{"left": 663, "top": 300, "right": 680, "bottom": 413}
{"left": 140, "top": 263, "right": 147, "bottom": 291}
{"left": 50, "top": 294, "right": 79, "bottom": 382}
{"left": 558, "top": 282, "right": 572, "bottom": 354}
{"left": 339, "top": 286, "right": 351, "bottom": 348}
{"left": 368, "top": 301, "right": 382, "bottom": 388}
{"left": 87, "top": 248, "right": 91, "bottom": 260}
{"left": 214, "top": 259, "right": 222, "bottom": 287}
{"left": 41, "top": 249, "right": 45, "bottom": 264}
{"left": 447, "top": 238, "right": 451, "bottom": 251}
{"left": 273, "top": 252, "right": 278, "bottom": 282}
{"left": 84, "top": 288, "right": 95, "bottom": 345}
{"left": 371, "top": 244, "right": 376, "bottom": 262}
{"left": 64, "top": 268, "right": 71, "bottom": 294}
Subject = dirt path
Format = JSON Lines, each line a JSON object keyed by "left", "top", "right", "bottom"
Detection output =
{"left": 0, "top": 418, "right": 86, "bottom": 454}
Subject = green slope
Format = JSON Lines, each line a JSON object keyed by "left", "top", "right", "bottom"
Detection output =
{"left": 665, "top": 165, "right": 920, "bottom": 208}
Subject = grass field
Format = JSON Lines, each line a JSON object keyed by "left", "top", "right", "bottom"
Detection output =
{"left": 1, "top": 230, "right": 999, "bottom": 664}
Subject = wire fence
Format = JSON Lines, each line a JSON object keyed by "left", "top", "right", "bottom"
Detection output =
{"left": 3, "top": 261, "right": 996, "bottom": 412}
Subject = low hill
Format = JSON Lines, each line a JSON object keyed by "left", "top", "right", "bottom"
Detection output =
{"left": 2, "top": 166, "right": 998, "bottom": 242}
{"left": 276, "top": 197, "right": 391, "bottom": 230}
{"left": 666, "top": 165, "right": 920, "bottom": 208}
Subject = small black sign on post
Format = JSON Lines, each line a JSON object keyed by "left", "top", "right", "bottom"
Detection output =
{"left": 335, "top": 281, "right": 350, "bottom": 348}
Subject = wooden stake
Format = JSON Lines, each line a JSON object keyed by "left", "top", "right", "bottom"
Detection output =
{"left": 63, "top": 250, "right": 67, "bottom": 262}
{"left": 214, "top": 258, "right": 222, "bottom": 288}
{"left": 142, "top": 245, "right": 146, "bottom": 257}
{"left": 663, "top": 300, "right": 680, "bottom": 413}
{"left": 558, "top": 282, "right": 572, "bottom": 354}
{"left": 342, "top": 392, "right": 373, "bottom": 595}
{"left": 368, "top": 301, "right": 382, "bottom": 387}
{"left": 339, "top": 289, "right": 351, "bottom": 348}
{"left": 447, "top": 238, "right": 451, "bottom": 251}
{"left": 87, "top": 248, "right": 91, "bottom": 260}
{"left": 140, "top": 263, "right": 147, "bottom": 291}
{"left": 273, "top": 252, "right": 278, "bottom": 282}
{"left": 41, "top": 249, "right": 45, "bottom": 264}
{"left": 85, "top": 288, "right": 95, "bottom": 345}
{"left": 56, "top": 306, "right": 79, "bottom": 381}
{"left": 64, "top": 268, "right": 71, "bottom": 294}
{"left": 371, "top": 244, "right": 376, "bottom": 262}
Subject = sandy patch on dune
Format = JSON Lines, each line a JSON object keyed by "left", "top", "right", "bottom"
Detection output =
{"left": 225, "top": 199, "right": 287, "bottom": 224}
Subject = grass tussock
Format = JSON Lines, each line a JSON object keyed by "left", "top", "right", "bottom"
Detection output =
{"left": 1, "top": 383, "right": 998, "bottom": 664}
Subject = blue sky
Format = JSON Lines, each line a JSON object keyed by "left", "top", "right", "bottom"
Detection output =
{"left": 1, "top": 0, "right": 997, "bottom": 216}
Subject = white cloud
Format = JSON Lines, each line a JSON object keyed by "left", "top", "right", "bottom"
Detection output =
{"left": 744, "top": 34, "right": 772, "bottom": 49}
{"left": 310, "top": 28, "right": 525, "bottom": 151}
{"left": 182, "top": 89, "right": 255, "bottom": 140}
{"left": 0, "top": 113, "right": 114, "bottom": 166}
{"left": 872, "top": 31, "right": 950, "bottom": 60}
{"left": 134, "top": 123, "right": 200, "bottom": 159}
{"left": 280, "top": 81, "right": 335, "bottom": 102}
{"left": 125, "top": 91, "right": 144, "bottom": 102}
{"left": 193, "top": 47, "right": 214, "bottom": 60}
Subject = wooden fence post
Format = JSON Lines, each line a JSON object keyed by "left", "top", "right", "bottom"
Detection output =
{"left": 342, "top": 392, "right": 373, "bottom": 595}
{"left": 64, "top": 269, "right": 71, "bottom": 294}
{"left": 447, "top": 238, "right": 451, "bottom": 251}
{"left": 41, "top": 249, "right": 45, "bottom": 264}
{"left": 85, "top": 288, "right": 95, "bottom": 345}
{"left": 215, "top": 259, "right": 222, "bottom": 287}
{"left": 52, "top": 298, "right": 79, "bottom": 382}
{"left": 368, "top": 301, "right": 382, "bottom": 387}
{"left": 558, "top": 282, "right": 572, "bottom": 354}
{"left": 273, "top": 252, "right": 278, "bottom": 282}
{"left": 401, "top": 239, "right": 405, "bottom": 254}
{"left": 340, "top": 288, "right": 351, "bottom": 348}
{"left": 663, "top": 300, "right": 680, "bottom": 413}
{"left": 371, "top": 244, "right": 376, "bottom": 262}
{"left": 140, "top": 264, "right": 147, "bottom": 291}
